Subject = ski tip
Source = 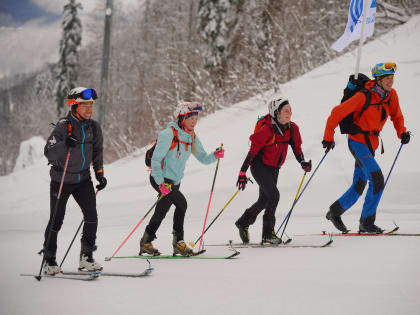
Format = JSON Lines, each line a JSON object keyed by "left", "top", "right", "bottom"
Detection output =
{"left": 323, "top": 239, "right": 334, "bottom": 247}
{"left": 283, "top": 238, "right": 292, "bottom": 245}
{"left": 228, "top": 251, "right": 240, "bottom": 259}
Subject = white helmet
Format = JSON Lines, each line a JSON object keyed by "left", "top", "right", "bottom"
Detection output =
{"left": 268, "top": 97, "right": 289, "bottom": 118}
{"left": 174, "top": 102, "right": 203, "bottom": 118}
{"left": 67, "top": 87, "right": 97, "bottom": 107}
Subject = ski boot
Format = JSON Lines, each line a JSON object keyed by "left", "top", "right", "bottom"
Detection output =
{"left": 262, "top": 230, "right": 282, "bottom": 245}
{"left": 326, "top": 201, "right": 349, "bottom": 233}
{"left": 173, "top": 241, "right": 194, "bottom": 256}
{"left": 235, "top": 221, "right": 250, "bottom": 244}
{"left": 359, "top": 214, "right": 384, "bottom": 234}
{"left": 172, "top": 230, "right": 193, "bottom": 256}
{"left": 79, "top": 242, "right": 103, "bottom": 271}
{"left": 43, "top": 250, "right": 61, "bottom": 275}
{"left": 139, "top": 231, "right": 160, "bottom": 256}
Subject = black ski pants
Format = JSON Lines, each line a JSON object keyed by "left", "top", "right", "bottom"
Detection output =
{"left": 236, "top": 158, "right": 280, "bottom": 236}
{"left": 43, "top": 178, "right": 98, "bottom": 255}
{"left": 146, "top": 176, "right": 187, "bottom": 240}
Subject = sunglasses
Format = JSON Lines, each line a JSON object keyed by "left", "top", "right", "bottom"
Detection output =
{"left": 68, "top": 88, "right": 98, "bottom": 101}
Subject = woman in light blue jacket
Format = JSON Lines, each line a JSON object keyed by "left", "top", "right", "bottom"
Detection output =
{"left": 140, "top": 102, "right": 225, "bottom": 256}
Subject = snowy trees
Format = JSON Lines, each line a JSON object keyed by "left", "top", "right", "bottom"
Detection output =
{"left": 55, "top": 0, "right": 83, "bottom": 116}
{"left": 1, "top": 0, "right": 420, "bottom": 175}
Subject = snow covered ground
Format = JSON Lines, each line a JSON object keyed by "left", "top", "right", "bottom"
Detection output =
{"left": 1, "top": 15, "right": 419, "bottom": 315}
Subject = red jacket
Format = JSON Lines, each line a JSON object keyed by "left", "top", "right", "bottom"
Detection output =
{"left": 324, "top": 80, "right": 406, "bottom": 150}
{"left": 249, "top": 116, "right": 303, "bottom": 168}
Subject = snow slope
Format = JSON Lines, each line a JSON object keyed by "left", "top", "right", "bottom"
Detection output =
{"left": 1, "top": 15, "right": 419, "bottom": 315}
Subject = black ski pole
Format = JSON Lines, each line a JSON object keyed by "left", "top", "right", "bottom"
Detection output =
{"left": 59, "top": 220, "right": 84, "bottom": 268}
{"left": 278, "top": 152, "right": 328, "bottom": 241}
{"left": 36, "top": 149, "right": 71, "bottom": 281}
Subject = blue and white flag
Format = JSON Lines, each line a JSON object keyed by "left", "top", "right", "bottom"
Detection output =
{"left": 331, "top": 0, "right": 377, "bottom": 52}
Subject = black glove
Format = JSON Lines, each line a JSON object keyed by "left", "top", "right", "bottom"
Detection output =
{"left": 322, "top": 140, "right": 335, "bottom": 153}
{"left": 95, "top": 172, "right": 107, "bottom": 191}
{"left": 236, "top": 172, "right": 247, "bottom": 191}
{"left": 301, "top": 160, "right": 312, "bottom": 172}
{"left": 401, "top": 132, "right": 410, "bottom": 145}
{"left": 65, "top": 136, "right": 78, "bottom": 148}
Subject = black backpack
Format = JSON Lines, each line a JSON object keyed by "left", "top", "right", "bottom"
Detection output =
{"left": 338, "top": 73, "right": 372, "bottom": 134}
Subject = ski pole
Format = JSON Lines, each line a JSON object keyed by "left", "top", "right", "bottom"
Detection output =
{"left": 276, "top": 152, "right": 329, "bottom": 237}
{"left": 59, "top": 189, "right": 99, "bottom": 268}
{"left": 198, "top": 144, "right": 223, "bottom": 252}
{"left": 277, "top": 172, "right": 306, "bottom": 241}
{"left": 60, "top": 220, "right": 83, "bottom": 268}
{"left": 106, "top": 194, "right": 164, "bottom": 261}
{"left": 189, "top": 189, "right": 240, "bottom": 248}
{"left": 275, "top": 172, "right": 306, "bottom": 237}
{"left": 384, "top": 143, "right": 403, "bottom": 188}
{"left": 36, "top": 149, "right": 71, "bottom": 281}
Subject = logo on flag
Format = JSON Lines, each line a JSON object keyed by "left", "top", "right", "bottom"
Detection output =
{"left": 331, "top": 0, "right": 376, "bottom": 52}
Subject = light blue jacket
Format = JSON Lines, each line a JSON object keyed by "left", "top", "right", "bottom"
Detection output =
{"left": 151, "top": 122, "right": 217, "bottom": 185}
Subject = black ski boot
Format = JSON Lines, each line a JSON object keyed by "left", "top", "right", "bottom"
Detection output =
{"left": 359, "top": 214, "right": 384, "bottom": 233}
{"left": 235, "top": 221, "right": 249, "bottom": 244}
{"left": 139, "top": 231, "right": 160, "bottom": 256}
{"left": 326, "top": 201, "right": 349, "bottom": 233}
{"left": 262, "top": 230, "right": 282, "bottom": 245}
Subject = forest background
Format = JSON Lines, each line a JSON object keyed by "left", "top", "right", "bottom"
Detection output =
{"left": 1, "top": 0, "right": 419, "bottom": 175}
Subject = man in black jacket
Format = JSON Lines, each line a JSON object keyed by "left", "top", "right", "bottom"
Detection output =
{"left": 42, "top": 87, "right": 107, "bottom": 274}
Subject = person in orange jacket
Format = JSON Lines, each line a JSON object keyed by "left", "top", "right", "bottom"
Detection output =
{"left": 322, "top": 62, "right": 410, "bottom": 233}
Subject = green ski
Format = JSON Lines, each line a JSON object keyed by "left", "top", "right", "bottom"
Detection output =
{"left": 106, "top": 251, "right": 239, "bottom": 260}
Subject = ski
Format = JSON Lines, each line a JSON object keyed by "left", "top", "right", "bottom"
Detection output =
{"left": 294, "top": 226, "right": 403, "bottom": 237}
{"left": 107, "top": 251, "right": 240, "bottom": 260}
{"left": 315, "top": 226, "right": 400, "bottom": 237}
{"left": 206, "top": 239, "right": 333, "bottom": 248}
{"left": 21, "top": 272, "right": 99, "bottom": 281}
{"left": 63, "top": 268, "right": 153, "bottom": 278}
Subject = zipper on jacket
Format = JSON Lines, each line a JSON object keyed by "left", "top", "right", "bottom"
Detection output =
{"left": 78, "top": 124, "right": 87, "bottom": 183}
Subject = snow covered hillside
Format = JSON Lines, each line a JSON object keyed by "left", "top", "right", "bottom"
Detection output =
{"left": 1, "top": 15, "right": 419, "bottom": 315}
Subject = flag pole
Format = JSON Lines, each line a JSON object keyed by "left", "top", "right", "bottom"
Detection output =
{"left": 354, "top": 0, "right": 370, "bottom": 79}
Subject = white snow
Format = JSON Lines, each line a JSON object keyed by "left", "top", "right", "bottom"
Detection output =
{"left": 13, "top": 136, "right": 45, "bottom": 172}
{"left": 1, "top": 15, "right": 420, "bottom": 315}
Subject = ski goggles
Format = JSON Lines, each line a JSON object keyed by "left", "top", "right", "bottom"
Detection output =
{"left": 188, "top": 102, "right": 203, "bottom": 112}
{"left": 68, "top": 88, "right": 98, "bottom": 101}
{"left": 372, "top": 62, "right": 397, "bottom": 77}
{"left": 381, "top": 62, "right": 397, "bottom": 72}
{"left": 183, "top": 103, "right": 203, "bottom": 117}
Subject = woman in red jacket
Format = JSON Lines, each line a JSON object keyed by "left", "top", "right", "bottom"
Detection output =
{"left": 322, "top": 62, "right": 410, "bottom": 233}
{"left": 235, "top": 97, "right": 312, "bottom": 244}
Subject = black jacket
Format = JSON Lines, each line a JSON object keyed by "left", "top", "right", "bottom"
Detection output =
{"left": 44, "top": 112, "right": 104, "bottom": 184}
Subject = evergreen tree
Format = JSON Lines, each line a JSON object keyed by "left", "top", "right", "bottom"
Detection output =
{"left": 55, "top": 0, "right": 83, "bottom": 116}
{"left": 197, "top": 0, "right": 233, "bottom": 69}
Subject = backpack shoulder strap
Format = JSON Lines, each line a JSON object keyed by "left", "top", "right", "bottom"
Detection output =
{"left": 354, "top": 89, "right": 372, "bottom": 121}
{"left": 168, "top": 126, "right": 179, "bottom": 151}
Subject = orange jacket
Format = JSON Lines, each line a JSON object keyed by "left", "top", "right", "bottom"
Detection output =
{"left": 323, "top": 80, "right": 406, "bottom": 151}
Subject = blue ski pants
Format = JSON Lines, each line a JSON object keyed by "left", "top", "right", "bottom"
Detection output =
{"left": 337, "top": 139, "right": 385, "bottom": 219}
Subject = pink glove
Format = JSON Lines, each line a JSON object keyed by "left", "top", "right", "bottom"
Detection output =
{"left": 159, "top": 183, "right": 171, "bottom": 196}
{"left": 236, "top": 171, "right": 247, "bottom": 190}
{"left": 214, "top": 148, "right": 225, "bottom": 159}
